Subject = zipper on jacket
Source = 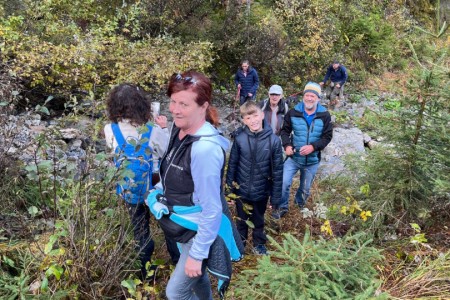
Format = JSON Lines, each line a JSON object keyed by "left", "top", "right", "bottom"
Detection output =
{"left": 247, "top": 134, "right": 258, "bottom": 196}
{"left": 162, "top": 137, "right": 187, "bottom": 196}
{"left": 304, "top": 116, "right": 317, "bottom": 166}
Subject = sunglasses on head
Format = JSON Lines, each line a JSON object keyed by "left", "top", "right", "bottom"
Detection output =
{"left": 173, "top": 73, "right": 197, "bottom": 85}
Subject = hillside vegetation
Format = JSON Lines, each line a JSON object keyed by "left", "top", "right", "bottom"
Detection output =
{"left": 0, "top": 0, "right": 449, "bottom": 299}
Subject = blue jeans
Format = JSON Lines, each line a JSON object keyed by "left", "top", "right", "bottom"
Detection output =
{"left": 278, "top": 158, "right": 319, "bottom": 210}
{"left": 166, "top": 239, "right": 212, "bottom": 300}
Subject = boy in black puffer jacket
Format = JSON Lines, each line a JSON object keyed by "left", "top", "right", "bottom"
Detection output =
{"left": 226, "top": 101, "right": 284, "bottom": 255}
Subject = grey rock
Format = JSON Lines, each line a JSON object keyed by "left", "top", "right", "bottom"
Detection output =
{"left": 59, "top": 128, "right": 81, "bottom": 140}
{"left": 7, "top": 146, "right": 18, "bottom": 154}
{"left": 367, "top": 140, "right": 379, "bottom": 149}
{"left": 319, "top": 127, "right": 365, "bottom": 177}
{"left": 67, "top": 148, "right": 86, "bottom": 160}
{"left": 70, "top": 139, "right": 83, "bottom": 150}
{"left": 363, "top": 133, "right": 372, "bottom": 143}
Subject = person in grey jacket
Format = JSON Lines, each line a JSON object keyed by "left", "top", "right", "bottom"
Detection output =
{"left": 259, "top": 84, "right": 289, "bottom": 136}
{"left": 226, "top": 101, "right": 284, "bottom": 255}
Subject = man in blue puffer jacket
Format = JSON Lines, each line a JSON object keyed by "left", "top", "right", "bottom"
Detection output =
{"left": 272, "top": 82, "right": 333, "bottom": 219}
{"left": 234, "top": 60, "right": 260, "bottom": 105}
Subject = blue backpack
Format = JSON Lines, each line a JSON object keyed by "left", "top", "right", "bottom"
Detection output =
{"left": 111, "top": 123, "right": 153, "bottom": 204}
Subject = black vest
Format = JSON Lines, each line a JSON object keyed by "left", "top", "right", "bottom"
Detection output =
{"left": 160, "top": 126, "right": 200, "bottom": 206}
{"left": 158, "top": 127, "right": 198, "bottom": 242}
{"left": 158, "top": 126, "right": 227, "bottom": 243}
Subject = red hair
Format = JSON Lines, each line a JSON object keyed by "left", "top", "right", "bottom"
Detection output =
{"left": 167, "top": 71, "right": 219, "bottom": 126}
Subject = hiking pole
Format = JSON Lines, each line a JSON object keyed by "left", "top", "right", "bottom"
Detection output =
{"left": 285, "top": 91, "right": 303, "bottom": 106}
{"left": 232, "top": 86, "right": 241, "bottom": 122}
{"left": 287, "top": 91, "right": 303, "bottom": 98}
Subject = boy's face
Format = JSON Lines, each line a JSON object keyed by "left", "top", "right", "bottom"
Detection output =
{"left": 242, "top": 111, "right": 264, "bottom": 132}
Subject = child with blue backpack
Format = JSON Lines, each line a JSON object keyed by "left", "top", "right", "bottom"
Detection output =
{"left": 104, "top": 83, "right": 173, "bottom": 279}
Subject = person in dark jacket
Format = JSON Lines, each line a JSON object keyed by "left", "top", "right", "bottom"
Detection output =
{"left": 226, "top": 101, "right": 284, "bottom": 255}
{"left": 258, "top": 84, "right": 289, "bottom": 136}
{"left": 234, "top": 60, "right": 259, "bottom": 105}
{"left": 320, "top": 60, "right": 348, "bottom": 104}
{"left": 272, "top": 82, "right": 332, "bottom": 219}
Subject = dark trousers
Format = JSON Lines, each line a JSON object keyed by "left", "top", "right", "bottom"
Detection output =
{"left": 125, "top": 202, "right": 155, "bottom": 278}
{"left": 165, "top": 236, "right": 180, "bottom": 265}
{"left": 239, "top": 94, "right": 255, "bottom": 105}
{"left": 235, "top": 197, "right": 268, "bottom": 247}
{"left": 126, "top": 203, "right": 180, "bottom": 278}
{"left": 151, "top": 174, "right": 180, "bottom": 265}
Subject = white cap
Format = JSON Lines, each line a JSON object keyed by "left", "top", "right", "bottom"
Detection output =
{"left": 268, "top": 85, "right": 283, "bottom": 95}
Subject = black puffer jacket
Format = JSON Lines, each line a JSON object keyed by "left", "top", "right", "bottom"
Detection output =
{"left": 226, "top": 120, "right": 283, "bottom": 203}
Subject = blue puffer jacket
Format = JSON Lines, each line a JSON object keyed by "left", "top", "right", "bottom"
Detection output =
{"left": 280, "top": 102, "right": 333, "bottom": 166}
{"left": 323, "top": 65, "right": 348, "bottom": 86}
{"left": 226, "top": 120, "right": 283, "bottom": 203}
{"left": 234, "top": 67, "right": 259, "bottom": 97}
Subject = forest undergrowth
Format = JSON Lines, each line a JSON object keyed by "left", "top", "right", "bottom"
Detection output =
{"left": 1, "top": 0, "right": 449, "bottom": 299}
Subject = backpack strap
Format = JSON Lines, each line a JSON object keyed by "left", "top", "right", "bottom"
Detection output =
{"left": 284, "top": 100, "right": 289, "bottom": 112}
{"left": 111, "top": 123, "right": 154, "bottom": 149}
{"left": 142, "top": 124, "right": 153, "bottom": 141}
{"left": 141, "top": 124, "right": 153, "bottom": 154}
{"left": 111, "top": 123, "right": 127, "bottom": 148}
{"left": 261, "top": 98, "right": 268, "bottom": 111}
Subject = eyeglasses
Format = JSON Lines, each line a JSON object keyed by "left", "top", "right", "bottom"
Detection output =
{"left": 173, "top": 73, "right": 197, "bottom": 85}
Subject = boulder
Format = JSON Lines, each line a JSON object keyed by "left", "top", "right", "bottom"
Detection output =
{"left": 319, "top": 127, "right": 365, "bottom": 177}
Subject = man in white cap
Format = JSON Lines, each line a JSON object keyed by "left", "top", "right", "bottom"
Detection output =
{"left": 258, "top": 84, "right": 289, "bottom": 136}
{"left": 272, "top": 82, "right": 332, "bottom": 219}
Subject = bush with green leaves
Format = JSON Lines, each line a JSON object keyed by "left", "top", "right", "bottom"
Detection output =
{"left": 0, "top": 103, "right": 159, "bottom": 298}
{"left": 274, "top": 0, "right": 339, "bottom": 86}
{"left": 234, "top": 229, "right": 387, "bottom": 300}
{"left": 0, "top": 0, "right": 214, "bottom": 104}
{"left": 337, "top": 0, "right": 410, "bottom": 72}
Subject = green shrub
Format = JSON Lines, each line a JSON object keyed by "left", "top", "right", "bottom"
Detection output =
{"left": 11, "top": 147, "right": 147, "bottom": 298}
{"left": 0, "top": 0, "right": 215, "bottom": 102}
{"left": 346, "top": 13, "right": 398, "bottom": 71}
{"left": 234, "top": 229, "right": 387, "bottom": 300}
{"left": 275, "top": 0, "right": 339, "bottom": 85}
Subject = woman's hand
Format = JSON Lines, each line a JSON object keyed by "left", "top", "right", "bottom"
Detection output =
{"left": 155, "top": 115, "right": 167, "bottom": 128}
{"left": 185, "top": 256, "right": 202, "bottom": 278}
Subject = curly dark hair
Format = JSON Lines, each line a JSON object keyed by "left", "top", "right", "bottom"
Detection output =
{"left": 106, "top": 83, "right": 151, "bottom": 126}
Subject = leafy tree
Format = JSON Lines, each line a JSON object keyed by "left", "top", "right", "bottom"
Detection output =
{"left": 0, "top": 0, "right": 214, "bottom": 104}
{"left": 274, "top": 0, "right": 339, "bottom": 86}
